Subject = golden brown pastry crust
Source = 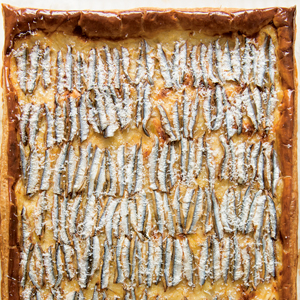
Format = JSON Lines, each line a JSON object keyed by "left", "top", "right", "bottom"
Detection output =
{"left": 0, "top": 4, "right": 297, "bottom": 300}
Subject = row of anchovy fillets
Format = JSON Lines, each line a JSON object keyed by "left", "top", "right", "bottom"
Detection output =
{"left": 15, "top": 35, "right": 276, "bottom": 94}
{"left": 17, "top": 36, "right": 279, "bottom": 300}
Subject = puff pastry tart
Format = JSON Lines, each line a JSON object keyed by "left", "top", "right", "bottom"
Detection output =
{"left": 0, "top": 4, "right": 297, "bottom": 300}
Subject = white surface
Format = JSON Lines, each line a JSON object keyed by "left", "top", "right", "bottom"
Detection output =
{"left": 0, "top": 0, "right": 299, "bottom": 298}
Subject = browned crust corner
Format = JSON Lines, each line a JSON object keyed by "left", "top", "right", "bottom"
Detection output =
{"left": 0, "top": 4, "right": 297, "bottom": 300}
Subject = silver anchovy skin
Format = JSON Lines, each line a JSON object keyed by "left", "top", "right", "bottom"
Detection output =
{"left": 182, "top": 90, "right": 191, "bottom": 138}
{"left": 188, "top": 187, "right": 203, "bottom": 233}
{"left": 105, "top": 198, "right": 120, "bottom": 246}
{"left": 182, "top": 238, "right": 194, "bottom": 286}
{"left": 15, "top": 46, "right": 27, "bottom": 93}
{"left": 169, "top": 143, "right": 177, "bottom": 188}
{"left": 242, "top": 37, "right": 252, "bottom": 84}
{"left": 19, "top": 142, "right": 27, "bottom": 182}
{"left": 112, "top": 48, "right": 121, "bottom": 89}
{"left": 63, "top": 244, "right": 76, "bottom": 280}
{"left": 182, "top": 188, "right": 195, "bottom": 229}
{"left": 232, "top": 37, "right": 241, "bottom": 82}
{"left": 75, "top": 52, "right": 84, "bottom": 92}
{"left": 134, "top": 142, "right": 144, "bottom": 193}
{"left": 188, "top": 93, "right": 200, "bottom": 138}
{"left": 68, "top": 96, "right": 78, "bottom": 141}
{"left": 257, "top": 147, "right": 265, "bottom": 190}
{"left": 56, "top": 50, "right": 65, "bottom": 94}
{"left": 179, "top": 42, "right": 187, "bottom": 84}
{"left": 69, "top": 195, "right": 82, "bottom": 236}
{"left": 35, "top": 191, "right": 47, "bottom": 236}
{"left": 243, "top": 87, "right": 258, "bottom": 130}
{"left": 149, "top": 136, "right": 159, "bottom": 190}
{"left": 97, "top": 197, "right": 112, "bottom": 231}
{"left": 200, "top": 44, "right": 208, "bottom": 87}
{"left": 245, "top": 190, "right": 263, "bottom": 234}
{"left": 157, "top": 44, "right": 172, "bottom": 88}
{"left": 117, "top": 145, "right": 125, "bottom": 197}
{"left": 198, "top": 237, "right": 209, "bottom": 286}
{"left": 136, "top": 83, "right": 144, "bottom": 128}
{"left": 236, "top": 142, "right": 247, "bottom": 185}
{"left": 137, "top": 191, "right": 147, "bottom": 233}
{"left": 255, "top": 36, "right": 268, "bottom": 87}
{"left": 181, "top": 137, "right": 188, "bottom": 182}
{"left": 67, "top": 145, "right": 77, "bottom": 194}
{"left": 207, "top": 43, "right": 219, "bottom": 84}
{"left": 107, "top": 149, "right": 117, "bottom": 196}
{"left": 94, "top": 89, "right": 109, "bottom": 132}
{"left": 60, "top": 196, "right": 70, "bottom": 244}
{"left": 26, "top": 149, "right": 40, "bottom": 195}
{"left": 145, "top": 40, "right": 155, "bottom": 85}
{"left": 153, "top": 236, "right": 163, "bottom": 284}
{"left": 211, "top": 190, "right": 224, "bottom": 240}
{"left": 203, "top": 89, "right": 212, "bottom": 130}
{"left": 87, "top": 48, "right": 96, "bottom": 90}
{"left": 103, "top": 87, "right": 119, "bottom": 137}
{"left": 157, "top": 105, "right": 176, "bottom": 141}
{"left": 104, "top": 46, "right": 114, "bottom": 86}
{"left": 44, "top": 104, "right": 55, "bottom": 148}
{"left": 194, "top": 136, "right": 204, "bottom": 178}
{"left": 135, "top": 41, "right": 146, "bottom": 85}
{"left": 20, "top": 242, "right": 32, "bottom": 288}
{"left": 265, "top": 85, "right": 278, "bottom": 131}
{"left": 154, "top": 191, "right": 165, "bottom": 234}
{"left": 205, "top": 188, "right": 213, "bottom": 233}
{"left": 254, "top": 241, "right": 262, "bottom": 288}
{"left": 20, "top": 103, "right": 32, "bottom": 145}
{"left": 173, "top": 186, "right": 182, "bottom": 234}
{"left": 172, "top": 101, "right": 181, "bottom": 140}
{"left": 142, "top": 83, "right": 152, "bottom": 136}
{"left": 190, "top": 45, "right": 202, "bottom": 88}
{"left": 221, "top": 237, "right": 230, "bottom": 283}
{"left": 116, "top": 236, "right": 125, "bottom": 283}
{"left": 233, "top": 236, "right": 243, "bottom": 281}
{"left": 172, "top": 42, "right": 180, "bottom": 88}
{"left": 229, "top": 139, "right": 237, "bottom": 182}
{"left": 72, "top": 145, "right": 89, "bottom": 195}
{"left": 78, "top": 237, "right": 92, "bottom": 289}
{"left": 212, "top": 235, "right": 221, "bottom": 282}
{"left": 238, "top": 186, "right": 252, "bottom": 233}
{"left": 146, "top": 239, "right": 154, "bottom": 287}
{"left": 81, "top": 194, "right": 97, "bottom": 239}
{"left": 29, "top": 244, "right": 44, "bottom": 289}
{"left": 268, "top": 37, "right": 276, "bottom": 85}
{"left": 126, "top": 145, "right": 137, "bottom": 195}
{"left": 41, "top": 46, "right": 51, "bottom": 89}
{"left": 52, "top": 194, "right": 59, "bottom": 241}
{"left": 163, "top": 193, "right": 175, "bottom": 236}
{"left": 164, "top": 237, "right": 173, "bottom": 288}
{"left": 206, "top": 142, "right": 216, "bottom": 190}
{"left": 121, "top": 47, "right": 133, "bottom": 84}
{"left": 215, "top": 40, "right": 224, "bottom": 83}
{"left": 212, "top": 85, "right": 224, "bottom": 131}
{"left": 241, "top": 246, "right": 251, "bottom": 286}
{"left": 172, "top": 239, "right": 183, "bottom": 287}
{"left": 65, "top": 45, "right": 73, "bottom": 92}
{"left": 95, "top": 152, "right": 107, "bottom": 198}
{"left": 27, "top": 44, "right": 41, "bottom": 94}
{"left": 53, "top": 143, "right": 69, "bottom": 195}
{"left": 186, "top": 140, "right": 196, "bottom": 185}
{"left": 55, "top": 97, "right": 66, "bottom": 145}
{"left": 40, "top": 150, "right": 51, "bottom": 191}
{"left": 122, "top": 237, "right": 131, "bottom": 279}
{"left": 79, "top": 94, "right": 89, "bottom": 142}
{"left": 28, "top": 104, "right": 41, "bottom": 149}
{"left": 97, "top": 52, "right": 106, "bottom": 92}
{"left": 87, "top": 147, "right": 102, "bottom": 197}
{"left": 158, "top": 143, "right": 169, "bottom": 193}
{"left": 43, "top": 246, "right": 56, "bottom": 287}
{"left": 270, "top": 147, "right": 279, "bottom": 195}
{"left": 219, "top": 135, "right": 229, "bottom": 180}
{"left": 252, "top": 86, "right": 263, "bottom": 127}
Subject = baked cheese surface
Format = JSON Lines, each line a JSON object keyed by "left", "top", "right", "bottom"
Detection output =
{"left": 10, "top": 25, "right": 284, "bottom": 300}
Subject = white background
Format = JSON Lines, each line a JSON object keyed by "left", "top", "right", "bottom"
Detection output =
{"left": 0, "top": 0, "right": 299, "bottom": 298}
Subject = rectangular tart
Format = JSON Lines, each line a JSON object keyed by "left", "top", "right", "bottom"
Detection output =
{"left": 0, "top": 4, "right": 297, "bottom": 300}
